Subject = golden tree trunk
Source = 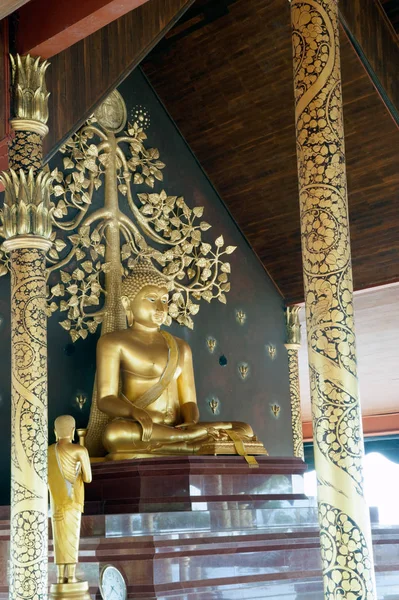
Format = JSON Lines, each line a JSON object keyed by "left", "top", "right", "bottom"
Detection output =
{"left": 85, "top": 134, "right": 126, "bottom": 456}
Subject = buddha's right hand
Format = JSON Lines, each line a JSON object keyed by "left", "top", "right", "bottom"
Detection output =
{"left": 130, "top": 406, "right": 153, "bottom": 442}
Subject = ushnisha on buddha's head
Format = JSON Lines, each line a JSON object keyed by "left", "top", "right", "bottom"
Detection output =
{"left": 54, "top": 415, "right": 76, "bottom": 441}
{"left": 121, "top": 263, "right": 169, "bottom": 329}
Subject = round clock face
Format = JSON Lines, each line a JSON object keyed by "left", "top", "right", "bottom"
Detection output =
{"left": 100, "top": 565, "right": 127, "bottom": 600}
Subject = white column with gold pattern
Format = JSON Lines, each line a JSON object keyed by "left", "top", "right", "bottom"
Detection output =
{"left": 1, "top": 54, "right": 52, "bottom": 600}
{"left": 290, "top": 1, "right": 377, "bottom": 598}
{"left": 285, "top": 306, "right": 304, "bottom": 460}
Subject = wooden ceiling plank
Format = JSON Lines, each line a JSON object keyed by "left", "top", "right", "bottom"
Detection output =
{"left": 16, "top": 0, "right": 151, "bottom": 59}
{"left": 43, "top": 0, "right": 195, "bottom": 160}
{"left": 142, "top": 0, "right": 399, "bottom": 303}
{"left": 340, "top": 0, "right": 399, "bottom": 127}
{"left": 0, "top": 0, "right": 31, "bottom": 20}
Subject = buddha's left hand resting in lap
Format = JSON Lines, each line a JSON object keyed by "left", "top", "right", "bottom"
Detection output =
{"left": 96, "top": 263, "right": 261, "bottom": 460}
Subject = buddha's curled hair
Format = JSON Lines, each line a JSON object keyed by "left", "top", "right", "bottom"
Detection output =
{"left": 122, "top": 261, "right": 168, "bottom": 301}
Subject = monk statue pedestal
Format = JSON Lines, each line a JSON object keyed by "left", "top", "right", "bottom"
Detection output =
{"left": 49, "top": 581, "right": 91, "bottom": 600}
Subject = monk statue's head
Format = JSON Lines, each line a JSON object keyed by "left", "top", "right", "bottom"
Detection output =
{"left": 54, "top": 415, "right": 76, "bottom": 441}
{"left": 121, "top": 262, "right": 169, "bottom": 329}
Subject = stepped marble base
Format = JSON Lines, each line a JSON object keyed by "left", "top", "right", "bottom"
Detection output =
{"left": 85, "top": 455, "right": 307, "bottom": 514}
{"left": 0, "top": 455, "right": 398, "bottom": 598}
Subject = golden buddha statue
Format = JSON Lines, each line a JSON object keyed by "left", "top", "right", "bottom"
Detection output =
{"left": 96, "top": 262, "right": 267, "bottom": 463}
{"left": 48, "top": 415, "right": 92, "bottom": 599}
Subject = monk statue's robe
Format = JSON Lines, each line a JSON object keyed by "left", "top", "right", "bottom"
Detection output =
{"left": 48, "top": 442, "right": 89, "bottom": 577}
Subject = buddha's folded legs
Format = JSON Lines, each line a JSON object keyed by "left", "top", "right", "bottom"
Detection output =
{"left": 103, "top": 419, "right": 209, "bottom": 454}
{"left": 199, "top": 421, "right": 254, "bottom": 438}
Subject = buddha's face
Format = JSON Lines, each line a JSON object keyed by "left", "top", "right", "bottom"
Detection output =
{"left": 125, "top": 284, "right": 169, "bottom": 329}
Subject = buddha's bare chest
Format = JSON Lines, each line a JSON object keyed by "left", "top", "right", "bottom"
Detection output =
{"left": 120, "top": 339, "right": 176, "bottom": 379}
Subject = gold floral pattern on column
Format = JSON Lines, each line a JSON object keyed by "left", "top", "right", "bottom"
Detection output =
{"left": 291, "top": 1, "right": 377, "bottom": 599}
{"left": 319, "top": 504, "right": 374, "bottom": 599}
{"left": 285, "top": 306, "right": 304, "bottom": 460}
{"left": 8, "top": 132, "right": 43, "bottom": 173}
{"left": 8, "top": 248, "right": 49, "bottom": 600}
{"left": 286, "top": 348, "right": 304, "bottom": 460}
{"left": 1, "top": 53, "right": 52, "bottom": 600}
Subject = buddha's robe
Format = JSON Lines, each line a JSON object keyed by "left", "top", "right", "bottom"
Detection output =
{"left": 48, "top": 444, "right": 84, "bottom": 564}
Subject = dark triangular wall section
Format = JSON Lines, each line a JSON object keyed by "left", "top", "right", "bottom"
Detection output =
{"left": 0, "top": 68, "right": 293, "bottom": 504}
{"left": 120, "top": 68, "right": 294, "bottom": 449}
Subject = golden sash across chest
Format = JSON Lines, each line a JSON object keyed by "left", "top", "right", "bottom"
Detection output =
{"left": 133, "top": 330, "right": 179, "bottom": 410}
{"left": 119, "top": 331, "right": 179, "bottom": 441}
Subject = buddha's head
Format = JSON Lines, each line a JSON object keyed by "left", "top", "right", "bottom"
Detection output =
{"left": 54, "top": 415, "right": 76, "bottom": 442}
{"left": 121, "top": 263, "right": 169, "bottom": 329}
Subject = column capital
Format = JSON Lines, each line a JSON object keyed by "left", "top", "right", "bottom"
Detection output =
{"left": 3, "top": 236, "right": 52, "bottom": 252}
{"left": 10, "top": 118, "right": 49, "bottom": 138}
{"left": 285, "top": 305, "right": 301, "bottom": 346}
{"left": 10, "top": 54, "right": 50, "bottom": 136}
{"left": 285, "top": 343, "right": 301, "bottom": 352}
{"left": 0, "top": 168, "right": 53, "bottom": 240}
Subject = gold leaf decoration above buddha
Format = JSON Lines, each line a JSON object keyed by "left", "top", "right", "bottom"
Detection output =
{"left": 94, "top": 90, "right": 127, "bottom": 133}
{"left": 38, "top": 90, "right": 236, "bottom": 340}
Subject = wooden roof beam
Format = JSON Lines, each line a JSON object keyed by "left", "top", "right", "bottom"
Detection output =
{"left": 42, "top": 0, "right": 194, "bottom": 160}
{"left": 340, "top": 0, "right": 399, "bottom": 127}
{"left": 15, "top": 0, "right": 151, "bottom": 59}
{"left": 0, "top": 0, "right": 31, "bottom": 21}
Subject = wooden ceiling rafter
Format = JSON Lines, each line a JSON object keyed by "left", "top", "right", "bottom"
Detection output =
{"left": 43, "top": 0, "right": 195, "bottom": 160}
{"left": 340, "top": 0, "right": 399, "bottom": 128}
{"left": 15, "top": 0, "right": 151, "bottom": 59}
{"left": 0, "top": 0, "right": 31, "bottom": 21}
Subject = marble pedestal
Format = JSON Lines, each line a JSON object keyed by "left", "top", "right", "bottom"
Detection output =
{"left": 85, "top": 455, "right": 307, "bottom": 515}
{"left": 0, "top": 456, "right": 398, "bottom": 598}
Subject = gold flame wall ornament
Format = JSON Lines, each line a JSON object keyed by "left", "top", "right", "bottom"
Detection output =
{"left": 75, "top": 394, "right": 87, "bottom": 411}
{"left": 235, "top": 309, "right": 246, "bottom": 325}
{"left": 270, "top": 404, "right": 281, "bottom": 418}
{"left": 267, "top": 344, "right": 276, "bottom": 360}
{"left": 0, "top": 54, "right": 52, "bottom": 600}
{"left": 291, "top": 1, "right": 377, "bottom": 599}
{"left": 238, "top": 362, "right": 249, "bottom": 380}
{"left": 208, "top": 397, "right": 220, "bottom": 414}
{"left": 206, "top": 337, "right": 217, "bottom": 353}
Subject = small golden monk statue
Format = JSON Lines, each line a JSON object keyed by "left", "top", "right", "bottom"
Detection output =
{"left": 48, "top": 415, "right": 92, "bottom": 599}
{"left": 96, "top": 262, "right": 267, "bottom": 463}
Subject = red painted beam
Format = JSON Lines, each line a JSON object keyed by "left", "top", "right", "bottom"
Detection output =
{"left": 16, "top": 0, "right": 150, "bottom": 59}
{"left": 303, "top": 413, "right": 399, "bottom": 442}
{"left": 0, "top": 0, "right": 31, "bottom": 21}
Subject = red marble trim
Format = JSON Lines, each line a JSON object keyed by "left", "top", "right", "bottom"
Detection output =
{"left": 91, "top": 456, "right": 307, "bottom": 477}
{"left": 124, "top": 570, "right": 324, "bottom": 595}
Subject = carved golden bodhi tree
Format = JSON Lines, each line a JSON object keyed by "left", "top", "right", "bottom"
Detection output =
{"left": 0, "top": 88, "right": 267, "bottom": 459}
